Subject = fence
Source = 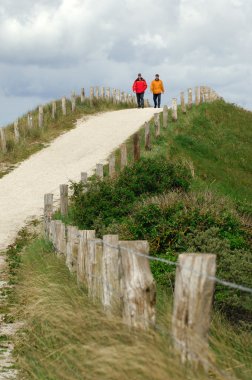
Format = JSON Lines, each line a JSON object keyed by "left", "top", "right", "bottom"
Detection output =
{"left": 41, "top": 85, "right": 238, "bottom": 369}
{"left": 0, "top": 86, "right": 137, "bottom": 155}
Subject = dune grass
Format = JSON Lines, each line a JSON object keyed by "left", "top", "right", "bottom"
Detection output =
{"left": 10, "top": 237, "right": 251, "bottom": 380}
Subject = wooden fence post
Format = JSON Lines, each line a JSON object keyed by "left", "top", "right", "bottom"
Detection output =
{"left": 77, "top": 230, "right": 96, "bottom": 285}
{"left": 38, "top": 106, "right": 43, "bottom": 128}
{"left": 119, "top": 240, "right": 156, "bottom": 329}
{"left": 54, "top": 221, "right": 67, "bottom": 256}
{"left": 106, "top": 87, "right": 110, "bottom": 100}
{"left": 117, "top": 89, "right": 121, "bottom": 103}
{"left": 90, "top": 87, "right": 94, "bottom": 105}
{"left": 102, "top": 235, "right": 120, "bottom": 312}
{"left": 144, "top": 121, "right": 151, "bottom": 151}
{"left": 195, "top": 86, "right": 200, "bottom": 106}
{"left": 14, "top": 120, "right": 20, "bottom": 143}
{"left": 66, "top": 226, "right": 79, "bottom": 273}
{"left": 120, "top": 143, "right": 128, "bottom": 170}
{"left": 95, "top": 86, "right": 99, "bottom": 99}
{"left": 100, "top": 87, "right": 105, "bottom": 99}
{"left": 60, "top": 184, "right": 68, "bottom": 216}
{"left": 27, "top": 113, "right": 33, "bottom": 129}
{"left": 133, "top": 132, "right": 140, "bottom": 161}
{"left": 180, "top": 92, "right": 186, "bottom": 114}
{"left": 44, "top": 193, "right": 54, "bottom": 237}
{"left": 62, "top": 97, "right": 67, "bottom": 116}
{"left": 0, "top": 128, "right": 7, "bottom": 153}
{"left": 109, "top": 154, "right": 116, "bottom": 178}
{"left": 188, "top": 88, "right": 193, "bottom": 109}
{"left": 172, "top": 253, "right": 216, "bottom": 367}
{"left": 96, "top": 163, "right": 104, "bottom": 179}
{"left": 112, "top": 88, "right": 117, "bottom": 104}
{"left": 172, "top": 98, "right": 178, "bottom": 121}
{"left": 200, "top": 86, "right": 204, "bottom": 103}
{"left": 163, "top": 105, "right": 168, "bottom": 128}
{"left": 88, "top": 238, "right": 103, "bottom": 301}
{"left": 71, "top": 92, "right": 76, "bottom": 112}
{"left": 81, "top": 172, "right": 88, "bottom": 186}
{"left": 154, "top": 113, "right": 160, "bottom": 137}
{"left": 52, "top": 101, "right": 57, "bottom": 119}
{"left": 81, "top": 88, "right": 85, "bottom": 103}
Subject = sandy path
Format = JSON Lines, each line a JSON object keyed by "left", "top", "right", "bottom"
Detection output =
{"left": 0, "top": 108, "right": 162, "bottom": 251}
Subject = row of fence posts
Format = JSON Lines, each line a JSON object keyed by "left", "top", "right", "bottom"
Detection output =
{"left": 43, "top": 86, "right": 220, "bottom": 368}
{"left": 0, "top": 86, "right": 137, "bottom": 154}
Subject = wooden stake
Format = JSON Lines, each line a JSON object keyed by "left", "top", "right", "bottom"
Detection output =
{"left": 120, "top": 143, "right": 128, "bottom": 170}
{"left": 0, "top": 128, "right": 7, "bottom": 153}
{"left": 195, "top": 86, "right": 200, "bottom": 106}
{"left": 154, "top": 113, "right": 160, "bottom": 137}
{"left": 172, "top": 253, "right": 216, "bottom": 367}
{"left": 38, "top": 106, "right": 43, "bottom": 128}
{"left": 163, "top": 105, "right": 168, "bottom": 128}
{"left": 44, "top": 193, "right": 54, "bottom": 237}
{"left": 90, "top": 87, "right": 94, "bottom": 105}
{"left": 180, "top": 92, "right": 186, "bottom": 114}
{"left": 52, "top": 101, "right": 57, "bottom": 119}
{"left": 60, "top": 184, "right": 68, "bottom": 216}
{"left": 81, "top": 88, "right": 85, "bottom": 103}
{"left": 172, "top": 98, "right": 178, "bottom": 121}
{"left": 133, "top": 132, "right": 140, "bottom": 161}
{"left": 109, "top": 154, "right": 116, "bottom": 178}
{"left": 66, "top": 226, "right": 79, "bottom": 273}
{"left": 144, "top": 121, "right": 151, "bottom": 151}
{"left": 119, "top": 240, "right": 156, "bottom": 329}
{"left": 95, "top": 86, "right": 99, "bottom": 99}
{"left": 96, "top": 163, "right": 103, "bottom": 179}
{"left": 71, "top": 92, "right": 76, "bottom": 112}
{"left": 62, "top": 97, "right": 67, "bottom": 116}
{"left": 106, "top": 87, "right": 110, "bottom": 100}
{"left": 188, "top": 88, "right": 193, "bottom": 109}
{"left": 14, "top": 120, "right": 20, "bottom": 143}
{"left": 77, "top": 230, "right": 96, "bottom": 285}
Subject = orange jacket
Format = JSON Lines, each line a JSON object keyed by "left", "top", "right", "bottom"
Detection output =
{"left": 150, "top": 79, "right": 164, "bottom": 94}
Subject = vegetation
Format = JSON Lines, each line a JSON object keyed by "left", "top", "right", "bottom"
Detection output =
{"left": 0, "top": 96, "right": 133, "bottom": 178}
{"left": 12, "top": 238, "right": 252, "bottom": 380}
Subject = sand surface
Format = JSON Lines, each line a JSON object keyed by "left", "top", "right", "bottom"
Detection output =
{"left": 0, "top": 108, "right": 162, "bottom": 251}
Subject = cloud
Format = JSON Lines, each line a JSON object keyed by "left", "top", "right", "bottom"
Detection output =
{"left": 0, "top": 0, "right": 252, "bottom": 125}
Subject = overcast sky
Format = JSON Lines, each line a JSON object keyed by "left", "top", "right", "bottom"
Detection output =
{"left": 0, "top": 0, "right": 252, "bottom": 126}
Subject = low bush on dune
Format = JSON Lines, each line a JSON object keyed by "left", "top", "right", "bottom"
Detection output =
{"left": 56, "top": 156, "right": 252, "bottom": 326}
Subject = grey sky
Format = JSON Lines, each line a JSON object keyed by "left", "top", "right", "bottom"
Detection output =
{"left": 1, "top": 0, "right": 252, "bottom": 125}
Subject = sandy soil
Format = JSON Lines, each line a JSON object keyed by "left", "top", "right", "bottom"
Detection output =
{"left": 0, "top": 108, "right": 162, "bottom": 251}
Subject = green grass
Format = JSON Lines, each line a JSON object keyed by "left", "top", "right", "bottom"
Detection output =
{"left": 0, "top": 97, "right": 133, "bottom": 178}
{"left": 11, "top": 238, "right": 252, "bottom": 380}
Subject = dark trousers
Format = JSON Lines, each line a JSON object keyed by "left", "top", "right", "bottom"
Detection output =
{"left": 136, "top": 92, "right": 144, "bottom": 108}
{"left": 153, "top": 93, "right": 161, "bottom": 107}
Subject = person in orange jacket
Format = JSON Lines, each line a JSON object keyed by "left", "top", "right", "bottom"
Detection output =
{"left": 150, "top": 74, "right": 165, "bottom": 108}
{"left": 132, "top": 73, "right": 148, "bottom": 108}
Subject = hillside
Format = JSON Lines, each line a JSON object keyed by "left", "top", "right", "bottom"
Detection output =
{"left": 1, "top": 98, "right": 252, "bottom": 380}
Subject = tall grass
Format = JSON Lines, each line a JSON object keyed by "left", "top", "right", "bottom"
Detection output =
{"left": 12, "top": 238, "right": 252, "bottom": 380}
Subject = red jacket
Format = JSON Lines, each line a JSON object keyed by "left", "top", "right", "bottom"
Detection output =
{"left": 132, "top": 78, "right": 147, "bottom": 93}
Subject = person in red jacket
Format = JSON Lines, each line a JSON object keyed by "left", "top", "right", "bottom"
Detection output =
{"left": 132, "top": 73, "right": 148, "bottom": 108}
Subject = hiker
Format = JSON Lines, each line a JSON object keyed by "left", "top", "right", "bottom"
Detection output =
{"left": 132, "top": 73, "right": 148, "bottom": 108}
{"left": 150, "top": 74, "right": 165, "bottom": 108}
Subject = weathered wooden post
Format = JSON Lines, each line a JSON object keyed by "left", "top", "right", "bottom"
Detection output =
{"left": 27, "top": 113, "right": 33, "bottom": 129}
{"left": 38, "top": 106, "right": 43, "bottom": 128}
{"left": 44, "top": 193, "right": 54, "bottom": 237}
{"left": 117, "top": 89, "right": 121, "bottom": 103}
{"left": 200, "top": 86, "right": 204, "bottom": 103}
{"left": 66, "top": 226, "right": 80, "bottom": 273}
{"left": 172, "top": 253, "right": 216, "bottom": 367}
{"left": 172, "top": 98, "right": 178, "bottom": 121}
{"left": 95, "top": 86, "right": 99, "bottom": 99}
{"left": 60, "top": 184, "right": 68, "bottom": 216}
{"left": 144, "top": 121, "right": 151, "bottom": 151}
{"left": 88, "top": 238, "right": 103, "bottom": 301}
{"left": 120, "top": 143, "right": 128, "bottom": 170}
{"left": 154, "top": 113, "right": 160, "bottom": 137}
{"left": 109, "top": 154, "right": 116, "bottom": 178}
{"left": 71, "top": 92, "right": 76, "bottom": 112}
{"left": 0, "top": 128, "right": 7, "bottom": 153}
{"left": 90, "top": 87, "right": 94, "bottom": 105}
{"left": 53, "top": 221, "right": 67, "bottom": 256}
{"left": 77, "top": 230, "right": 96, "bottom": 285}
{"left": 96, "top": 163, "right": 104, "bottom": 179}
{"left": 188, "top": 88, "right": 193, "bottom": 109}
{"left": 102, "top": 235, "right": 120, "bottom": 312}
{"left": 100, "top": 87, "right": 105, "bottom": 99}
{"left": 119, "top": 240, "right": 156, "bottom": 329}
{"left": 195, "top": 86, "right": 200, "bottom": 106}
{"left": 163, "top": 105, "right": 168, "bottom": 128}
{"left": 52, "top": 101, "right": 57, "bottom": 119}
{"left": 62, "top": 97, "right": 67, "bottom": 116}
{"left": 180, "top": 92, "right": 186, "bottom": 114}
{"left": 81, "top": 172, "right": 88, "bottom": 186}
{"left": 106, "top": 87, "right": 110, "bottom": 100}
{"left": 14, "top": 120, "right": 20, "bottom": 143}
{"left": 81, "top": 88, "right": 85, "bottom": 103}
{"left": 133, "top": 132, "right": 140, "bottom": 161}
